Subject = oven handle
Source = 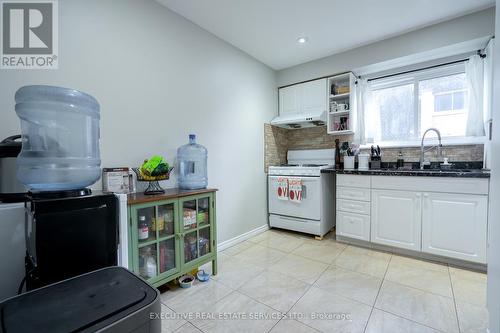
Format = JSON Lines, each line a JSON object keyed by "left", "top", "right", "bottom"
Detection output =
{"left": 269, "top": 176, "right": 319, "bottom": 199}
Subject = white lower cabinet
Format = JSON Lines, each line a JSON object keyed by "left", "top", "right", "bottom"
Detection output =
{"left": 337, "top": 211, "right": 370, "bottom": 241}
{"left": 336, "top": 175, "right": 371, "bottom": 241}
{"left": 371, "top": 190, "right": 422, "bottom": 251}
{"left": 337, "top": 174, "right": 489, "bottom": 264}
{"left": 422, "top": 192, "right": 488, "bottom": 264}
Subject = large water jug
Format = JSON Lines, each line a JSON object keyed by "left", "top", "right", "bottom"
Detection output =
{"left": 15, "top": 85, "right": 101, "bottom": 191}
{"left": 177, "top": 134, "right": 207, "bottom": 190}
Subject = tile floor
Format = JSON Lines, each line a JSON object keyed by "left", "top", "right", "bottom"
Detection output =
{"left": 159, "top": 229, "right": 488, "bottom": 333}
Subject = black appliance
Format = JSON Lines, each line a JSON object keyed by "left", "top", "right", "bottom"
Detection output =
{"left": 25, "top": 190, "right": 118, "bottom": 291}
{"left": 1, "top": 267, "right": 160, "bottom": 333}
{"left": 0, "top": 135, "right": 26, "bottom": 203}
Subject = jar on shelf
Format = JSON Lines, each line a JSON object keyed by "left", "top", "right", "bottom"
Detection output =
{"left": 138, "top": 216, "right": 149, "bottom": 240}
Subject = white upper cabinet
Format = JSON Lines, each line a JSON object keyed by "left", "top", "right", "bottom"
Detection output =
{"left": 371, "top": 189, "right": 422, "bottom": 251}
{"left": 301, "top": 78, "right": 327, "bottom": 115}
{"left": 279, "top": 85, "right": 301, "bottom": 115}
{"left": 278, "top": 78, "right": 327, "bottom": 116}
{"left": 422, "top": 192, "right": 488, "bottom": 264}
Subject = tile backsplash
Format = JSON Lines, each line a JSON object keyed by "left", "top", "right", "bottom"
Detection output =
{"left": 364, "top": 145, "right": 484, "bottom": 163}
{"left": 264, "top": 124, "right": 484, "bottom": 171}
{"left": 264, "top": 124, "right": 288, "bottom": 169}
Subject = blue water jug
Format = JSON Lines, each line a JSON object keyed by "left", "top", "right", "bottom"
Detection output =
{"left": 15, "top": 85, "right": 101, "bottom": 191}
{"left": 177, "top": 134, "right": 207, "bottom": 190}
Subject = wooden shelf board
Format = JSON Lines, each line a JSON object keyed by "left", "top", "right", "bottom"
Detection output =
{"left": 327, "top": 130, "right": 353, "bottom": 135}
{"left": 329, "top": 110, "right": 350, "bottom": 116}
{"left": 330, "top": 93, "right": 350, "bottom": 99}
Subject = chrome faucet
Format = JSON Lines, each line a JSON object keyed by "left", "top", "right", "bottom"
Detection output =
{"left": 420, "top": 128, "right": 443, "bottom": 170}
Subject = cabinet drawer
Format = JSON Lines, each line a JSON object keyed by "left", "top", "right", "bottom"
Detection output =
{"left": 371, "top": 176, "right": 489, "bottom": 195}
{"left": 337, "top": 175, "right": 371, "bottom": 188}
{"left": 337, "top": 199, "right": 370, "bottom": 215}
{"left": 337, "top": 211, "right": 370, "bottom": 241}
{"left": 337, "top": 186, "right": 371, "bottom": 202}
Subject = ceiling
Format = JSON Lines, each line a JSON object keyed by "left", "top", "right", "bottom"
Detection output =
{"left": 157, "top": 0, "right": 495, "bottom": 70}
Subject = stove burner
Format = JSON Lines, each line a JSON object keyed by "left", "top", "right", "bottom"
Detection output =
{"left": 301, "top": 164, "right": 327, "bottom": 167}
{"left": 28, "top": 188, "right": 92, "bottom": 200}
{"left": 277, "top": 164, "right": 326, "bottom": 167}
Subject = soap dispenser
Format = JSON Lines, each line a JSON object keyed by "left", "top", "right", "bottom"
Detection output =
{"left": 397, "top": 151, "right": 404, "bottom": 169}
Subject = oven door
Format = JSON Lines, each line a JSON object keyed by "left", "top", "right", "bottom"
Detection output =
{"left": 268, "top": 175, "right": 321, "bottom": 220}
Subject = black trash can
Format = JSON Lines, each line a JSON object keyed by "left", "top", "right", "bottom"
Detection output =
{"left": 0, "top": 267, "right": 161, "bottom": 333}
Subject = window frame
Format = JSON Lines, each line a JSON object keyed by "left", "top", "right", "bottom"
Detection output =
{"left": 433, "top": 89, "right": 467, "bottom": 113}
{"left": 361, "top": 62, "right": 486, "bottom": 148}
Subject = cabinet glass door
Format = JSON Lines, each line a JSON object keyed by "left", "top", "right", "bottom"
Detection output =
{"left": 182, "top": 200, "right": 197, "bottom": 231}
{"left": 158, "top": 238, "right": 176, "bottom": 274}
{"left": 137, "top": 207, "right": 156, "bottom": 244}
{"left": 183, "top": 230, "right": 198, "bottom": 263}
{"left": 197, "top": 197, "right": 210, "bottom": 226}
{"left": 199, "top": 226, "right": 211, "bottom": 257}
{"left": 132, "top": 199, "right": 180, "bottom": 284}
{"left": 179, "top": 193, "right": 214, "bottom": 269}
{"left": 158, "top": 203, "right": 175, "bottom": 238}
{"left": 138, "top": 244, "right": 157, "bottom": 280}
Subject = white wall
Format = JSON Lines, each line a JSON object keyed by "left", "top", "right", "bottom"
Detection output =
{"left": 277, "top": 8, "right": 495, "bottom": 86}
{"left": 0, "top": 0, "right": 277, "bottom": 243}
{"left": 488, "top": 3, "right": 500, "bottom": 333}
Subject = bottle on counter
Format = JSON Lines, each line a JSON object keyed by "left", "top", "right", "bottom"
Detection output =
{"left": 335, "top": 139, "right": 341, "bottom": 170}
{"left": 397, "top": 151, "right": 404, "bottom": 169}
{"left": 177, "top": 134, "right": 208, "bottom": 190}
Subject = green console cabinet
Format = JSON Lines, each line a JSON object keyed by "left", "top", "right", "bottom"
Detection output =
{"left": 127, "top": 189, "right": 217, "bottom": 287}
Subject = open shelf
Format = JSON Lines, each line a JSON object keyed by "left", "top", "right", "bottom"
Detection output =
{"left": 327, "top": 72, "right": 356, "bottom": 135}
{"left": 329, "top": 110, "right": 350, "bottom": 116}
{"left": 330, "top": 93, "right": 350, "bottom": 100}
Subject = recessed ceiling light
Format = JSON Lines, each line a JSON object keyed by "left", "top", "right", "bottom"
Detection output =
{"left": 297, "top": 36, "right": 308, "bottom": 44}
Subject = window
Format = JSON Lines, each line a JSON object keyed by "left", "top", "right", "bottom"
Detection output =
{"left": 363, "top": 63, "right": 481, "bottom": 145}
{"left": 434, "top": 90, "right": 465, "bottom": 112}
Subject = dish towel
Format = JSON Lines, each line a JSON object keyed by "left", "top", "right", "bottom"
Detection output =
{"left": 288, "top": 178, "right": 302, "bottom": 203}
{"left": 277, "top": 177, "right": 289, "bottom": 200}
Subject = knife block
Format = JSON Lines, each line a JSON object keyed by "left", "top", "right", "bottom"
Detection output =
{"left": 370, "top": 156, "right": 381, "bottom": 169}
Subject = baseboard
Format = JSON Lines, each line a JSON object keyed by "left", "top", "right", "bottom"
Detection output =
{"left": 217, "top": 224, "right": 269, "bottom": 252}
{"left": 337, "top": 235, "right": 487, "bottom": 272}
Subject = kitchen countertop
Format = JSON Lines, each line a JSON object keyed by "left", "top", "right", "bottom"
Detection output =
{"left": 128, "top": 188, "right": 217, "bottom": 205}
{"left": 321, "top": 167, "right": 490, "bottom": 178}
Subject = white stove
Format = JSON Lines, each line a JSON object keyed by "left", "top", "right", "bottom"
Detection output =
{"left": 268, "top": 164, "right": 332, "bottom": 177}
{"left": 268, "top": 149, "right": 336, "bottom": 238}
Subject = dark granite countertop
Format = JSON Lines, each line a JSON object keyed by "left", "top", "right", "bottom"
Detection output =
{"left": 321, "top": 167, "right": 490, "bottom": 178}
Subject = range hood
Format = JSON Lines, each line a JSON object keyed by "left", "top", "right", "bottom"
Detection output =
{"left": 270, "top": 110, "right": 326, "bottom": 129}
